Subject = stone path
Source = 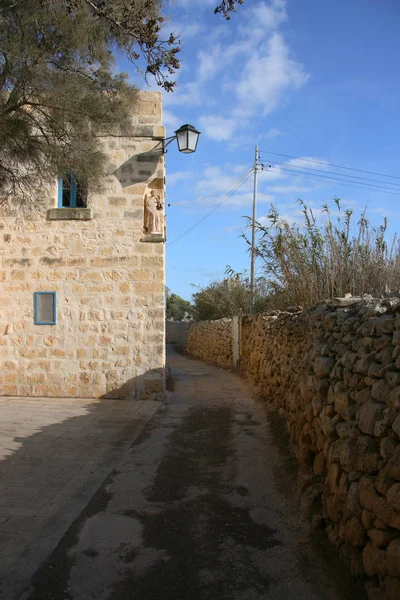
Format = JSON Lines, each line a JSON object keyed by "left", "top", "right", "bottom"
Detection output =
{"left": 23, "top": 347, "right": 366, "bottom": 600}
{"left": 0, "top": 397, "right": 161, "bottom": 600}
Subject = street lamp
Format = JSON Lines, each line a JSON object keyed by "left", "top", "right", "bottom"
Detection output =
{"left": 163, "top": 124, "right": 200, "bottom": 154}
{"left": 175, "top": 124, "right": 201, "bottom": 154}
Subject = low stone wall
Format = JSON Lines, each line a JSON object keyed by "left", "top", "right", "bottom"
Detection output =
{"left": 166, "top": 320, "right": 193, "bottom": 351}
{"left": 187, "top": 301, "right": 400, "bottom": 598}
{"left": 186, "top": 318, "right": 232, "bottom": 367}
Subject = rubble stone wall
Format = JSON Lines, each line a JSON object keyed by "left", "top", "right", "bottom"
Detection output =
{"left": 187, "top": 318, "right": 232, "bottom": 367}
{"left": 166, "top": 320, "right": 193, "bottom": 351}
{"left": 187, "top": 302, "right": 400, "bottom": 597}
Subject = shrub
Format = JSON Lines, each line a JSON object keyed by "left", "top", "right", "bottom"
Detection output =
{"left": 247, "top": 199, "right": 400, "bottom": 308}
{"left": 192, "top": 276, "right": 270, "bottom": 320}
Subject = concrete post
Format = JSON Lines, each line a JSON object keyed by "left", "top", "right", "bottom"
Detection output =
{"left": 232, "top": 316, "right": 240, "bottom": 368}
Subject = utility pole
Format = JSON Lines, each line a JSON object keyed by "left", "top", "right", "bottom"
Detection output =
{"left": 250, "top": 145, "right": 259, "bottom": 312}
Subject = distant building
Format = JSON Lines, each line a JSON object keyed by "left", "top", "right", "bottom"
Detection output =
{"left": 0, "top": 91, "right": 166, "bottom": 401}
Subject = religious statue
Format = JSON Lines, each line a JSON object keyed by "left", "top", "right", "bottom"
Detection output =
{"left": 144, "top": 188, "right": 164, "bottom": 234}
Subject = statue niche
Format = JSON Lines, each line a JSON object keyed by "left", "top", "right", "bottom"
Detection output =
{"left": 144, "top": 188, "right": 164, "bottom": 235}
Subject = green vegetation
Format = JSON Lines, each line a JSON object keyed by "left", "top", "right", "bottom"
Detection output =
{"left": 191, "top": 275, "right": 269, "bottom": 321}
{"left": 191, "top": 199, "right": 400, "bottom": 320}
{"left": 166, "top": 289, "right": 196, "bottom": 321}
{"left": 246, "top": 199, "right": 400, "bottom": 309}
{"left": 0, "top": 0, "right": 242, "bottom": 205}
{"left": 214, "top": 0, "right": 244, "bottom": 19}
{"left": 0, "top": 0, "right": 175, "bottom": 204}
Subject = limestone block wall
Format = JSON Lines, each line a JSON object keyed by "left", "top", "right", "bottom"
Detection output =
{"left": 186, "top": 318, "right": 232, "bottom": 367}
{"left": 0, "top": 91, "right": 166, "bottom": 401}
{"left": 166, "top": 320, "right": 193, "bottom": 351}
{"left": 186, "top": 301, "right": 400, "bottom": 597}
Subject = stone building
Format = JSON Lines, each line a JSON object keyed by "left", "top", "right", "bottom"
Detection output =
{"left": 0, "top": 91, "right": 166, "bottom": 401}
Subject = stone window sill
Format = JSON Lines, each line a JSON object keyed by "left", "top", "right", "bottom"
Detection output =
{"left": 140, "top": 233, "right": 165, "bottom": 243}
{"left": 47, "top": 208, "right": 92, "bottom": 221}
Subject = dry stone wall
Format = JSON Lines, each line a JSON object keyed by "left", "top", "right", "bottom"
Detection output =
{"left": 166, "top": 320, "right": 193, "bottom": 351}
{"left": 187, "top": 318, "right": 232, "bottom": 367}
{"left": 187, "top": 301, "right": 400, "bottom": 598}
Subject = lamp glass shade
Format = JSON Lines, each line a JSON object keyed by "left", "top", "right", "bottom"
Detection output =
{"left": 175, "top": 124, "right": 200, "bottom": 154}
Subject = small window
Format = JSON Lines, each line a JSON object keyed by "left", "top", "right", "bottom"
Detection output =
{"left": 58, "top": 171, "right": 86, "bottom": 208}
{"left": 34, "top": 292, "right": 56, "bottom": 325}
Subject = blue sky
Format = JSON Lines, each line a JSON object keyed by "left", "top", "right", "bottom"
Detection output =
{"left": 123, "top": 0, "right": 400, "bottom": 300}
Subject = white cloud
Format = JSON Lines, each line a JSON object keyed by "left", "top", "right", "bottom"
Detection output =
{"left": 286, "top": 157, "right": 330, "bottom": 170}
{"left": 368, "top": 206, "right": 396, "bottom": 217}
{"left": 233, "top": 163, "right": 251, "bottom": 174}
{"left": 198, "top": 47, "right": 222, "bottom": 82}
{"left": 167, "top": 164, "right": 254, "bottom": 208}
{"left": 247, "top": 0, "right": 287, "bottom": 40}
{"left": 260, "top": 128, "right": 285, "bottom": 139}
{"left": 176, "top": 0, "right": 215, "bottom": 7}
{"left": 258, "top": 165, "right": 288, "bottom": 182}
{"left": 192, "top": 2, "right": 308, "bottom": 141}
{"left": 184, "top": 155, "right": 331, "bottom": 209}
{"left": 167, "top": 171, "right": 194, "bottom": 186}
{"left": 269, "top": 185, "right": 311, "bottom": 194}
{"left": 198, "top": 115, "right": 237, "bottom": 141}
{"left": 163, "top": 80, "right": 213, "bottom": 108}
{"left": 167, "top": 152, "right": 335, "bottom": 214}
{"left": 234, "top": 32, "right": 309, "bottom": 119}
{"left": 223, "top": 191, "right": 275, "bottom": 207}
{"left": 163, "top": 108, "right": 182, "bottom": 131}
{"left": 189, "top": 164, "right": 274, "bottom": 208}
{"left": 224, "top": 223, "right": 242, "bottom": 233}
{"left": 167, "top": 19, "right": 203, "bottom": 39}
{"left": 258, "top": 201, "right": 312, "bottom": 226}
{"left": 196, "top": 165, "right": 239, "bottom": 193}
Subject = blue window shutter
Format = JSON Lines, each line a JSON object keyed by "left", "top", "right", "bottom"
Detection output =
{"left": 34, "top": 292, "right": 56, "bottom": 325}
{"left": 34, "top": 292, "right": 39, "bottom": 324}
{"left": 70, "top": 172, "right": 77, "bottom": 208}
{"left": 57, "top": 177, "right": 63, "bottom": 207}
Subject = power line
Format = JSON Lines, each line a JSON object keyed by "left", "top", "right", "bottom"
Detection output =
{"left": 167, "top": 167, "right": 253, "bottom": 206}
{"left": 268, "top": 165, "right": 400, "bottom": 196}
{"left": 266, "top": 165, "right": 400, "bottom": 196}
{"left": 167, "top": 171, "right": 254, "bottom": 248}
{"left": 260, "top": 157, "right": 400, "bottom": 189}
{"left": 167, "top": 172, "right": 253, "bottom": 248}
{"left": 267, "top": 164, "right": 400, "bottom": 194}
{"left": 259, "top": 149, "right": 400, "bottom": 181}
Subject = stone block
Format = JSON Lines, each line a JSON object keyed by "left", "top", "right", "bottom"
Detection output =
{"left": 360, "top": 476, "right": 380, "bottom": 511}
{"left": 359, "top": 402, "right": 387, "bottom": 435}
{"left": 371, "top": 379, "right": 392, "bottom": 403}
{"left": 384, "top": 578, "right": 400, "bottom": 600}
{"left": 362, "top": 542, "right": 386, "bottom": 577}
{"left": 386, "top": 539, "right": 400, "bottom": 576}
{"left": 385, "top": 446, "right": 400, "bottom": 480}
{"left": 335, "top": 391, "right": 354, "bottom": 419}
{"left": 388, "top": 387, "right": 400, "bottom": 409}
{"left": 374, "top": 496, "right": 400, "bottom": 530}
{"left": 368, "top": 528, "right": 399, "bottom": 549}
{"left": 392, "top": 415, "right": 400, "bottom": 437}
{"left": 387, "top": 483, "right": 400, "bottom": 512}
{"left": 346, "top": 481, "right": 362, "bottom": 514}
{"left": 337, "top": 420, "right": 359, "bottom": 439}
{"left": 339, "top": 515, "right": 367, "bottom": 546}
{"left": 362, "top": 508, "right": 375, "bottom": 530}
{"left": 79, "top": 272, "right": 104, "bottom": 282}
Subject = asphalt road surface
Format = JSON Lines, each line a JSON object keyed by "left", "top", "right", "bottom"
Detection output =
{"left": 25, "top": 346, "right": 366, "bottom": 600}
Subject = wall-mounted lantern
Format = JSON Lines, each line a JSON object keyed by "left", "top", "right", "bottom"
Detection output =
{"left": 163, "top": 124, "right": 201, "bottom": 155}
{"left": 174, "top": 124, "right": 201, "bottom": 154}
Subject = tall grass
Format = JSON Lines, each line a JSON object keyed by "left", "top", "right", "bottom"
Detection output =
{"left": 249, "top": 199, "right": 400, "bottom": 308}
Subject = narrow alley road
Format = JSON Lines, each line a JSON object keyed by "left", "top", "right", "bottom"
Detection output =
{"left": 26, "top": 346, "right": 366, "bottom": 600}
